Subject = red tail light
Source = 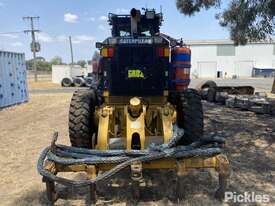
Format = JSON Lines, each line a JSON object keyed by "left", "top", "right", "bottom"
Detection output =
{"left": 108, "top": 48, "right": 114, "bottom": 57}
{"left": 101, "top": 48, "right": 114, "bottom": 57}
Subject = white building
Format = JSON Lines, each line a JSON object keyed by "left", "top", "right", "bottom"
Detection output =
{"left": 186, "top": 39, "right": 275, "bottom": 78}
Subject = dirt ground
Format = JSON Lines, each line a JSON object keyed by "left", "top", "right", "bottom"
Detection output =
{"left": 0, "top": 81, "right": 274, "bottom": 206}
{"left": 28, "top": 80, "right": 60, "bottom": 90}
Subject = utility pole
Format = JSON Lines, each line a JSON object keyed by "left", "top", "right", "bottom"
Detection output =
{"left": 69, "top": 36, "right": 74, "bottom": 65}
{"left": 69, "top": 36, "right": 75, "bottom": 78}
{"left": 272, "top": 77, "right": 275, "bottom": 94}
{"left": 23, "top": 16, "right": 40, "bottom": 82}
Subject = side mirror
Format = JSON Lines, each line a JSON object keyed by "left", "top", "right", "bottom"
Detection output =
{"left": 95, "top": 42, "right": 103, "bottom": 49}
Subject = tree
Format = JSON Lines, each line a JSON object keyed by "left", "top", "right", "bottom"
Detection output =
{"left": 36, "top": 61, "right": 51, "bottom": 71}
{"left": 76, "top": 60, "right": 87, "bottom": 67}
{"left": 50, "top": 56, "right": 63, "bottom": 65}
{"left": 176, "top": 0, "right": 275, "bottom": 45}
{"left": 26, "top": 58, "right": 51, "bottom": 71}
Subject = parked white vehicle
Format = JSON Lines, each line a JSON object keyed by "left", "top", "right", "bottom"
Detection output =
{"left": 52, "top": 65, "right": 86, "bottom": 84}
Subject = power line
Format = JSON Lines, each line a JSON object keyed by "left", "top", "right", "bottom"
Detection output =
{"left": 23, "top": 16, "right": 40, "bottom": 82}
{"left": 0, "top": 31, "right": 23, "bottom": 34}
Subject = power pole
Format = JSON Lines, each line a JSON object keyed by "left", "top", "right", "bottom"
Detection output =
{"left": 23, "top": 16, "right": 40, "bottom": 82}
{"left": 272, "top": 77, "right": 275, "bottom": 94}
{"left": 69, "top": 36, "right": 74, "bottom": 65}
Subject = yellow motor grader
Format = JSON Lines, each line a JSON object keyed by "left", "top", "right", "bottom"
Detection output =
{"left": 38, "top": 8, "right": 230, "bottom": 204}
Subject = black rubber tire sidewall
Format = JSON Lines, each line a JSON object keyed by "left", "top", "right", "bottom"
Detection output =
{"left": 176, "top": 89, "right": 204, "bottom": 145}
{"left": 61, "top": 78, "right": 72, "bottom": 87}
{"left": 69, "top": 89, "right": 97, "bottom": 148}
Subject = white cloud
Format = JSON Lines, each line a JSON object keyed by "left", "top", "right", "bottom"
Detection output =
{"left": 75, "top": 35, "right": 95, "bottom": 41}
{"left": 64, "top": 13, "right": 79, "bottom": 23}
{"left": 88, "top": 17, "right": 95, "bottom": 22}
{"left": 98, "top": 25, "right": 107, "bottom": 31}
{"left": 37, "top": 32, "right": 53, "bottom": 43}
{"left": 0, "top": 33, "right": 19, "bottom": 39}
{"left": 99, "top": 16, "right": 108, "bottom": 21}
{"left": 23, "top": 33, "right": 95, "bottom": 45}
{"left": 72, "top": 35, "right": 95, "bottom": 44}
{"left": 11, "top": 42, "right": 23, "bottom": 47}
{"left": 116, "top": 8, "right": 129, "bottom": 14}
{"left": 56, "top": 35, "right": 67, "bottom": 42}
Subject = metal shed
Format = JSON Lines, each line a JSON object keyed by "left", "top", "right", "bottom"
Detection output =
{"left": 0, "top": 51, "right": 28, "bottom": 108}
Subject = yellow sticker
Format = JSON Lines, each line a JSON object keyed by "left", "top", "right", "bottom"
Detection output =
{"left": 128, "top": 69, "right": 144, "bottom": 78}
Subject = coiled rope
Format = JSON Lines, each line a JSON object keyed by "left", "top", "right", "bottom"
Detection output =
{"left": 37, "top": 125, "right": 225, "bottom": 186}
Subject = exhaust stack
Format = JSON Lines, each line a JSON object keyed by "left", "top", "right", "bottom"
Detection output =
{"left": 130, "top": 8, "right": 141, "bottom": 36}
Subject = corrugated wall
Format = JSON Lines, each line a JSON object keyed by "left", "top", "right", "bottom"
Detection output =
{"left": 0, "top": 51, "right": 29, "bottom": 108}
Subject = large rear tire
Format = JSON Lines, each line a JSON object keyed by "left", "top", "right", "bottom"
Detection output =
{"left": 176, "top": 89, "right": 204, "bottom": 145}
{"left": 69, "top": 90, "right": 97, "bottom": 148}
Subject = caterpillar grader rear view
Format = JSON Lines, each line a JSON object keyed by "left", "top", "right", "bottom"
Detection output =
{"left": 38, "top": 8, "right": 230, "bottom": 204}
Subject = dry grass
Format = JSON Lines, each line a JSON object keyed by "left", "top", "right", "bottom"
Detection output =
{"left": 0, "top": 93, "right": 71, "bottom": 206}
{"left": 27, "top": 73, "right": 60, "bottom": 90}
{"left": 28, "top": 80, "right": 61, "bottom": 90}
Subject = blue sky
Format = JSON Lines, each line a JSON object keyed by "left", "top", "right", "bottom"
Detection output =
{"left": 0, "top": 0, "right": 229, "bottom": 63}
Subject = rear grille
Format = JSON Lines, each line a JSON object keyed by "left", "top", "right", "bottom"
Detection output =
{"left": 108, "top": 45, "right": 165, "bottom": 96}
{"left": 118, "top": 46, "right": 154, "bottom": 67}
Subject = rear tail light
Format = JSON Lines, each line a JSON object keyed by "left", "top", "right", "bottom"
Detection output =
{"left": 158, "top": 47, "right": 169, "bottom": 57}
{"left": 101, "top": 48, "right": 114, "bottom": 57}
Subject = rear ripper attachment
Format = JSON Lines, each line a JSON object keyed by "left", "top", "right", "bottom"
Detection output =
{"left": 38, "top": 93, "right": 230, "bottom": 204}
{"left": 37, "top": 8, "right": 230, "bottom": 204}
{"left": 39, "top": 131, "right": 230, "bottom": 204}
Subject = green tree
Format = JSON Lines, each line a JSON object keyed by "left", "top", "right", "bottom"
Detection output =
{"left": 50, "top": 56, "right": 63, "bottom": 65}
{"left": 176, "top": 0, "right": 275, "bottom": 45}
{"left": 26, "top": 58, "right": 51, "bottom": 71}
{"left": 36, "top": 61, "right": 51, "bottom": 71}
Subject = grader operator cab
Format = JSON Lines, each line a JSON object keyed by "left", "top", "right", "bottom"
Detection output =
{"left": 38, "top": 8, "right": 229, "bottom": 204}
